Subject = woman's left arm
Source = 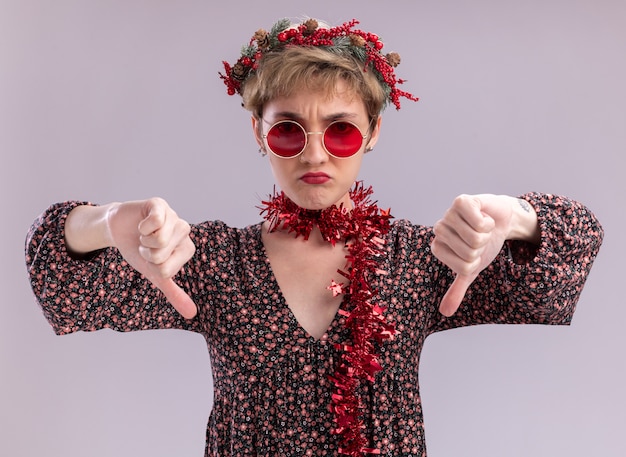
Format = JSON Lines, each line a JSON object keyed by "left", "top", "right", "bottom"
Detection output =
{"left": 430, "top": 193, "right": 603, "bottom": 318}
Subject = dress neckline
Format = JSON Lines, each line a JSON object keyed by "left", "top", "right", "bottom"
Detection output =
{"left": 252, "top": 222, "right": 345, "bottom": 343}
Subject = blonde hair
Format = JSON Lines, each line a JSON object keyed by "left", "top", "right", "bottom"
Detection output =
{"left": 241, "top": 46, "right": 387, "bottom": 122}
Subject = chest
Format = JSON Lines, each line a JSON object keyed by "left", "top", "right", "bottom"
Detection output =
{"left": 261, "top": 227, "right": 349, "bottom": 340}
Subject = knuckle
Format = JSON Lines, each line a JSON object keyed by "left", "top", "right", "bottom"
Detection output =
{"left": 474, "top": 217, "right": 492, "bottom": 233}
{"left": 148, "top": 196, "right": 166, "bottom": 207}
{"left": 430, "top": 235, "right": 443, "bottom": 252}
{"left": 456, "top": 262, "right": 475, "bottom": 277}
{"left": 147, "top": 232, "right": 167, "bottom": 249}
{"left": 452, "top": 194, "right": 470, "bottom": 208}
{"left": 176, "top": 219, "right": 191, "bottom": 236}
{"left": 145, "top": 244, "right": 175, "bottom": 265}
{"left": 465, "top": 232, "right": 484, "bottom": 249}
{"left": 433, "top": 219, "right": 453, "bottom": 239}
{"left": 150, "top": 251, "right": 168, "bottom": 265}
{"left": 138, "top": 245, "right": 152, "bottom": 262}
{"left": 464, "top": 249, "right": 481, "bottom": 264}
{"left": 430, "top": 240, "right": 439, "bottom": 257}
{"left": 158, "top": 265, "right": 176, "bottom": 279}
{"left": 185, "top": 238, "right": 196, "bottom": 258}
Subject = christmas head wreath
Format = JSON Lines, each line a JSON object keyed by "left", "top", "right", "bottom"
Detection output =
{"left": 220, "top": 18, "right": 418, "bottom": 110}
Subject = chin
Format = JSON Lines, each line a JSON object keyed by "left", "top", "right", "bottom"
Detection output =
{"left": 289, "top": 190, "right": 334, "bottom": 211}
{"left": 304, "top": 193, "right": 352, "bottom": 211}
{"left": 295, "top": 198, "right": 329, "bottom": 211}
{"left": 281, "top": 181, "right": 353, "bottom": 210}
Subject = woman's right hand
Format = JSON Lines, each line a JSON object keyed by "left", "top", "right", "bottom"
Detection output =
{"left": 66, "top": 198, "right": 198, "bottom": 319}
{"left": 106, "top": 198, "right": 198, "bottom": 319}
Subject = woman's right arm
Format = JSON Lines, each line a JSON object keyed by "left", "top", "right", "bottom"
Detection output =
{"left": 26, "top": 199, "right": 198, "bottom": 335}
{"left": 64, "top": 199, "right": 197, "bottom": 319}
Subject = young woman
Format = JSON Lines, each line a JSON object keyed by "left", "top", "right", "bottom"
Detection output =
{"left": 25, "top": 18, "right": 603, "bottom": 457}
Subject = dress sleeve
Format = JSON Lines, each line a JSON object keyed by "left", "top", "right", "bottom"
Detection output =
{"left": 25, "top": 202, "right": 200, "bottom": 335}
{"left": 428, "top": 192, "right": 604, "bottom": 333}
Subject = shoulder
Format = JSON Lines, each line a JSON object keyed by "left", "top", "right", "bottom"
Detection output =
{"left": 387, "top": 218, "right": 433, "bottom": 247}
{"left": 383, "top": 219, "right": 438, "bottom": 268}
{"left": 189, "top": 220, "right": 262, "bottom": 250}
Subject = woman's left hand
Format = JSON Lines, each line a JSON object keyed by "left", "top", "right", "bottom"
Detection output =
{"left": 431, "top": 194, "right": 539, "bottom": 317}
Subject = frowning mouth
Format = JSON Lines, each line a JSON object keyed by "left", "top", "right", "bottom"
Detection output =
{"left": 300, "top": 172, "right": 330, "bottom": 184}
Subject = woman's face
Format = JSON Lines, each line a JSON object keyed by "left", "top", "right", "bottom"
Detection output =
{"left": 252, "top": 81, "right": 381, "bottom": 210}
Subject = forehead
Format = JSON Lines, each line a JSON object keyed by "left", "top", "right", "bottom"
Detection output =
{"left": 262, "top": 81, "right": 367, "bottom": 120}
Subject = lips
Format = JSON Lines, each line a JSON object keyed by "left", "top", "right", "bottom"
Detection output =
{"left": 300, "top": 172, "right": 330, "bottom": 184}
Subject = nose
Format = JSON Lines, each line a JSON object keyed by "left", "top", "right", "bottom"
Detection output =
{"left": 299, "top": 131, "right": 329, "bottom": 165}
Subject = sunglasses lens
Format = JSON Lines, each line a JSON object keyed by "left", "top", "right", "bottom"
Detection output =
{"left": 266, "top": 121, "right": 306, "bottom": 158}
{"left": 323, "top": 122, "right": 364, "bottom": 158}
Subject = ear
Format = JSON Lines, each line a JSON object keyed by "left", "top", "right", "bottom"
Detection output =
{"left": 251, "top": 116, "right": 265, "bottom": 150}
{"left": 366, "top": 116, "right": 383, "bottom": 151}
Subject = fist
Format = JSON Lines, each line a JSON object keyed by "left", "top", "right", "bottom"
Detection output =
{"left": 106, "top": 198, "right": 198, "bottom": 319}
{"left": 431, "top": 194, "right": 515, "bottom": 317}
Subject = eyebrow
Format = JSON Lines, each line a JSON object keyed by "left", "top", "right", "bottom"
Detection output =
{"left": 271, "top": 111, "right": 359, "bottom": 122}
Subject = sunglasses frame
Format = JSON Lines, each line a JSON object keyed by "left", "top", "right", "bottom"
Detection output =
{"left": 262, "top": 119, "right": 369, "bottom": 159}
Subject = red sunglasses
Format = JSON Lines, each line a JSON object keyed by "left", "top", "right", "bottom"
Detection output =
{"left": 262, "top": 120, "right": 369, "bottom": 159}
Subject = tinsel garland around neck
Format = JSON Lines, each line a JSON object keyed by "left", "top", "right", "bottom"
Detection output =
{"left": 259, "top": 182, "right": 397, "bottom": 456}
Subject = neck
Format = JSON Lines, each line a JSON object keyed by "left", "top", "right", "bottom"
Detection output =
{"left": 258, "top": 180, "right": 396, "bottom": 455}
{"left": 262, "top": 220, "right": 332, "bottom": 245}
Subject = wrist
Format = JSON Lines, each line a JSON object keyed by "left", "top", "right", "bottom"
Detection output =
{"left": 507, "top": 196, "right": 540, "bottom": 244}
{"left": 65, "top": 203, "right": 120, "bottom": 254}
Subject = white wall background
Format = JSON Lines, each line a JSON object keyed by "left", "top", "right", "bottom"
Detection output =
{"left": 1, "top": 0, "right": 624, "bottom": 456}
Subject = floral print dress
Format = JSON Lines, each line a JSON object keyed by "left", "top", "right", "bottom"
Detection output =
{"left": 25, "top": 192, "right": 603, "bottom": 456}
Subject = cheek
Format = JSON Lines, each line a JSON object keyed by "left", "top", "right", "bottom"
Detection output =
{"left": 268, "top": 157, "right": 290, "bottom": 183}
{"left": 345, "top": 155, "right": 365, "bottom": 176}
